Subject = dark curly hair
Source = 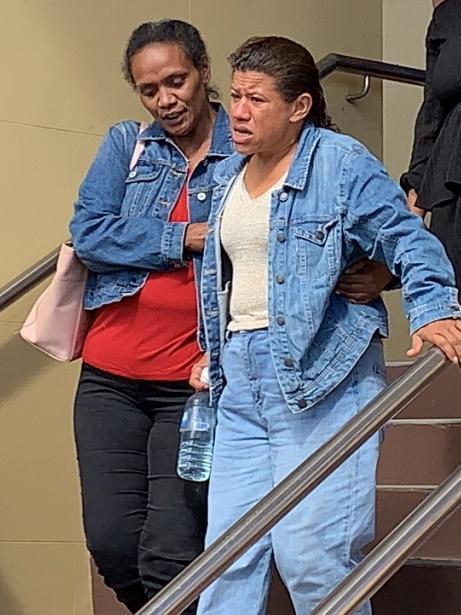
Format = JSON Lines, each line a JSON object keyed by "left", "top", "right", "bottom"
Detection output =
{"left": 122, "top": 19, "right": 219, "bottom": 100}
{"left": 229, "top": 36, "right": 336, "bottom": 130}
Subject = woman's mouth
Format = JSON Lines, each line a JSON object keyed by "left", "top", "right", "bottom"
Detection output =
{"left": 163, "top": 110, "right": 186, "bottom": 124}
{"left": 232, "top": 126, "right": 253, "bottom": 145}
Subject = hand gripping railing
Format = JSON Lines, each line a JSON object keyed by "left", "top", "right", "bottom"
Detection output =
{"left": 135, "top": 348, "right": 451, "bottom": 615}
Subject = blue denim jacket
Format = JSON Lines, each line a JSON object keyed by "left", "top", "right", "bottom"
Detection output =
{"left": 70, "top": 104, "right": 233, "bottom": 343}
{"left": 201, "top": 122, "right": 461, "bottom": 412}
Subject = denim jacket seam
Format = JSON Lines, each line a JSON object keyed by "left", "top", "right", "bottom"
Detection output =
{"left": 410, "top": 299, "right": 460, "bottom": 318}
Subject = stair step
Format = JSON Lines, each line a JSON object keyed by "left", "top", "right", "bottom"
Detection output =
{"left": 372, "top": 558, "right": 461, "bottom": 615}
{"left": 373, "top": 487, "right": 461, "bottom": 559}
{"left": 268, "top": 570, "right": 293, "bottom": 614}
{"left": 387, "top": 362, "right": 461, "bottom": 419}
{"left": 377, "top": 422, "right": 461, "bottom": 485}
{"left": 268, "top": 558, "right": 461, "bottom": 615}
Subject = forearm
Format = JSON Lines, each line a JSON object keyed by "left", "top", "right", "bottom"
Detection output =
{"left": 70, "top": 210, "right": 188, "bottom": 272}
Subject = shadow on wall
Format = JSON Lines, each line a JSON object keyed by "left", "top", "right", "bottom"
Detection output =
{"left": 0, "top": 575, "right": 26, "bottom": 615}
{"left": 0, "top": 333, "right": 52, "bottom": 408}
{"left": 91, "top": 561, "right": 130, "bottom": 615}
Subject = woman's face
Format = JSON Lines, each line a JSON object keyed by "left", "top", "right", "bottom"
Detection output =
{"left": 131, "top": 43, "right": 210, "bottom": 139}
{"left": 230, "top": 70, "right": 309, "bottom": 156}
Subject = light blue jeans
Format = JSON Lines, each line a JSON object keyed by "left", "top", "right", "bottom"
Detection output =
{"left": 197, "top": 329, "right": 386, "bottom": 615}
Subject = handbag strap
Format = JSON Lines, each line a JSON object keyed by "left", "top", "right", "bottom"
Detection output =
{"left": 129, "top": 120, "right": 149, "bottom": 170}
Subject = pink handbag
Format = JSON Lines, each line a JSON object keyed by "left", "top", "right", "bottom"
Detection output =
{"left": 20, "top": 121, "right": 149, "bottom": 361}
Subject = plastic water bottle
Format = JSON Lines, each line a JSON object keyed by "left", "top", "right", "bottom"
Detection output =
{"left": 177, "top": 369, "right": 215, "bottom": 482}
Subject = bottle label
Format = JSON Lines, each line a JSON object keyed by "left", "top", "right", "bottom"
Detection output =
{"left": 180, "top": 419, "right": 210, "bottom": 432}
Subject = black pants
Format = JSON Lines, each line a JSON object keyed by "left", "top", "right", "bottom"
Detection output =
{"left": 74, "top": 364, "right": 208, "bottom": 614}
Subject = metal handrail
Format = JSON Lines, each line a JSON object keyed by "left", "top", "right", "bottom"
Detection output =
{"left": 0, "top": 246, "right": 62, "bottom": 312}
{"left": 0, "top": 54, "right": 425, "bottom": 314}
{"left": 312, "top": 465, "right": 461, "bottom": 614}
{"left": 136, "top": 349, "right": 449, "bottom": 615}
{"left": 317, "top": 52, "right": 425, "bottom": 84}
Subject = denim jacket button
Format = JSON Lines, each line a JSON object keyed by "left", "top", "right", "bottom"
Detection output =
{"left": 276, "top": 316, "right": 285, "bottom": 326}
{"left": 128, "top": 170, "right": 136, "bottom": 178}
{"left": 284, "top": 357, "right": 294, "bottom": 368}
{"left": 197, "top": 192, "right": 207, "bottom": 202}
{"left": 276, "top": 274, "right": 285, "bottom": 284}
{"left": 315, "top": 229, "right": 325, "bottom": 241}
{"left": 279, "top": 192, "right": 288, "bottom": 202}
{"left": 276, "top": 232, "right": 286, "bottom": 243}
{"left": 297, "top": 398, "right": 308, "bottom": 409}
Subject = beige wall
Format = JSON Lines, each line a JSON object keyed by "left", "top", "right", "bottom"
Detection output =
{"left": 382, "top": 0, "right": 433, "bottom": 361}
{"left": 0, "top": 2, "right": 382, "bottom": 614}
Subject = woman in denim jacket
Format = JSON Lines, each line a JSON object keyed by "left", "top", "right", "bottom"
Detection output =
{"left": 190, "top": 36, "right": 461, "bottom": 615}
{"left": 69, "top": 20, "right": 233, "bottom": 614}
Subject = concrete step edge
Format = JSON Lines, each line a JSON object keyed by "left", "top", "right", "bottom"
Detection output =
{"left": 377, "top": 484, "right": 436, "bottom": 491}
{"left": 406, "top": 556, "right": 461, "bottom": 568}
{"left": 388, "top": 418, "right": 461, "bottom": 425}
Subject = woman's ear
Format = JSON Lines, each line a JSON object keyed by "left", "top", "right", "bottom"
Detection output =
{"left": 290, "top": 93, "right": 313, "bottom": 124}
{"left": 201, "top": 65, "right": 211, "bottom": 85}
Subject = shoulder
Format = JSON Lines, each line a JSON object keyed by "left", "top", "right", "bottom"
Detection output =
{"left": 314, "top": 129, "right": 383, "bottom": 175}
{"left": 96, "top": 120, "right": 143, "bottom": 161}
{"left": 316, "top": 128, "right": 369, "bottom": 156}
{"left": 105, "top": 120, "right": 142, "bottom": 144}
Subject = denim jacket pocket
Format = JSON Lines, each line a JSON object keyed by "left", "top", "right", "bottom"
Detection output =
{"left": 123, "top": 161, "right": 164, "bottom": 216}
{"left": 294, "top": 217, "right": 340, "bottom": 281}
{"left": 125, "top": 160, "right": 163, "bottom": 184}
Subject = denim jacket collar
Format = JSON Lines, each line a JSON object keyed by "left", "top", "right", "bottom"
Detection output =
{"left": 138, "top": 103, "right": 233, "bottom": 159}
{"left": 214, "top": 121, "right": 321, "bottom": 189}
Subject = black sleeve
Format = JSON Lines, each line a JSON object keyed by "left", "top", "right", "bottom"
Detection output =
{"left": 400, "top": 19, "right": 446, "bottom": 194}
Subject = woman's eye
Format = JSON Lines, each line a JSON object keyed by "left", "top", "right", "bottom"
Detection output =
{"left": 169, "top": 76, "right": 186, "bottom": 88}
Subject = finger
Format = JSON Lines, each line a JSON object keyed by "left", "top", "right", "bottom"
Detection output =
{"left": 344, "top": 258, "right": 368, "bottom": 275}
{"left": 336, "top": 280, "right": 370, "bottom": 292}
{"left": 350, "top": 294, "right": 375, "bottom": 304}
{"left": 189, "top": 365, "right": 207, "bottom": 390}
{"left": 430, "top": 337, "right": 458, "bottom": 363}
{"left": 335, "top": 290, "right": 378, "bottom": 303}
{"left": 441, "top": 327, "right": 461, "bottom": 363}
{"left": 425, "top": 325, "right": 461, "bottom": 363}
{"left": 407, "top": 334, "right": 424, "bottom": 358}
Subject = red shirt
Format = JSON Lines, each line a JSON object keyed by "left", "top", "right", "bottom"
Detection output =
{"left": 82, "top": 183, "right": 202, "bottom": 380}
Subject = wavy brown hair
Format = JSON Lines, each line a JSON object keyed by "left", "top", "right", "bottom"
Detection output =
{"left": 229, "top": 36, "right": 336, "bottom": 130}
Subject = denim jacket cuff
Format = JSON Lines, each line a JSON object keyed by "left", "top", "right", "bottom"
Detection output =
{"left": 409, "top": 292, "right": 461, "bottom": 335}
{"left": 161, "top": 222, "right": 188, "bottom": 264}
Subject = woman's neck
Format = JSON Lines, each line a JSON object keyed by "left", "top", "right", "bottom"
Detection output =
{"left": 244, "top": 139, "right": 297, "bottom": 198}
{"left": 176, "top": 103, "right": 217, "bottom": 169}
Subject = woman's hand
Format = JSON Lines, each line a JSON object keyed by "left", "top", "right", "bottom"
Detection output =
{"left": 335, "top": 258, "right": 394, "bottom": 303}
{"left": 407, "top": 319, "right": 461, "bottom": 364}
{"left": 189, "top": 355, "right": 209, "bottom": 391}
{"left": 407, "top": 189, "right": 426, "bottom": 218}
{"left": 184, "top": 222, "right": 208, "bottom": 253}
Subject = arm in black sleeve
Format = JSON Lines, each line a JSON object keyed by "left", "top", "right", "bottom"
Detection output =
{"left": 400, "top": 19, "right": 446, "bottom": 194}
